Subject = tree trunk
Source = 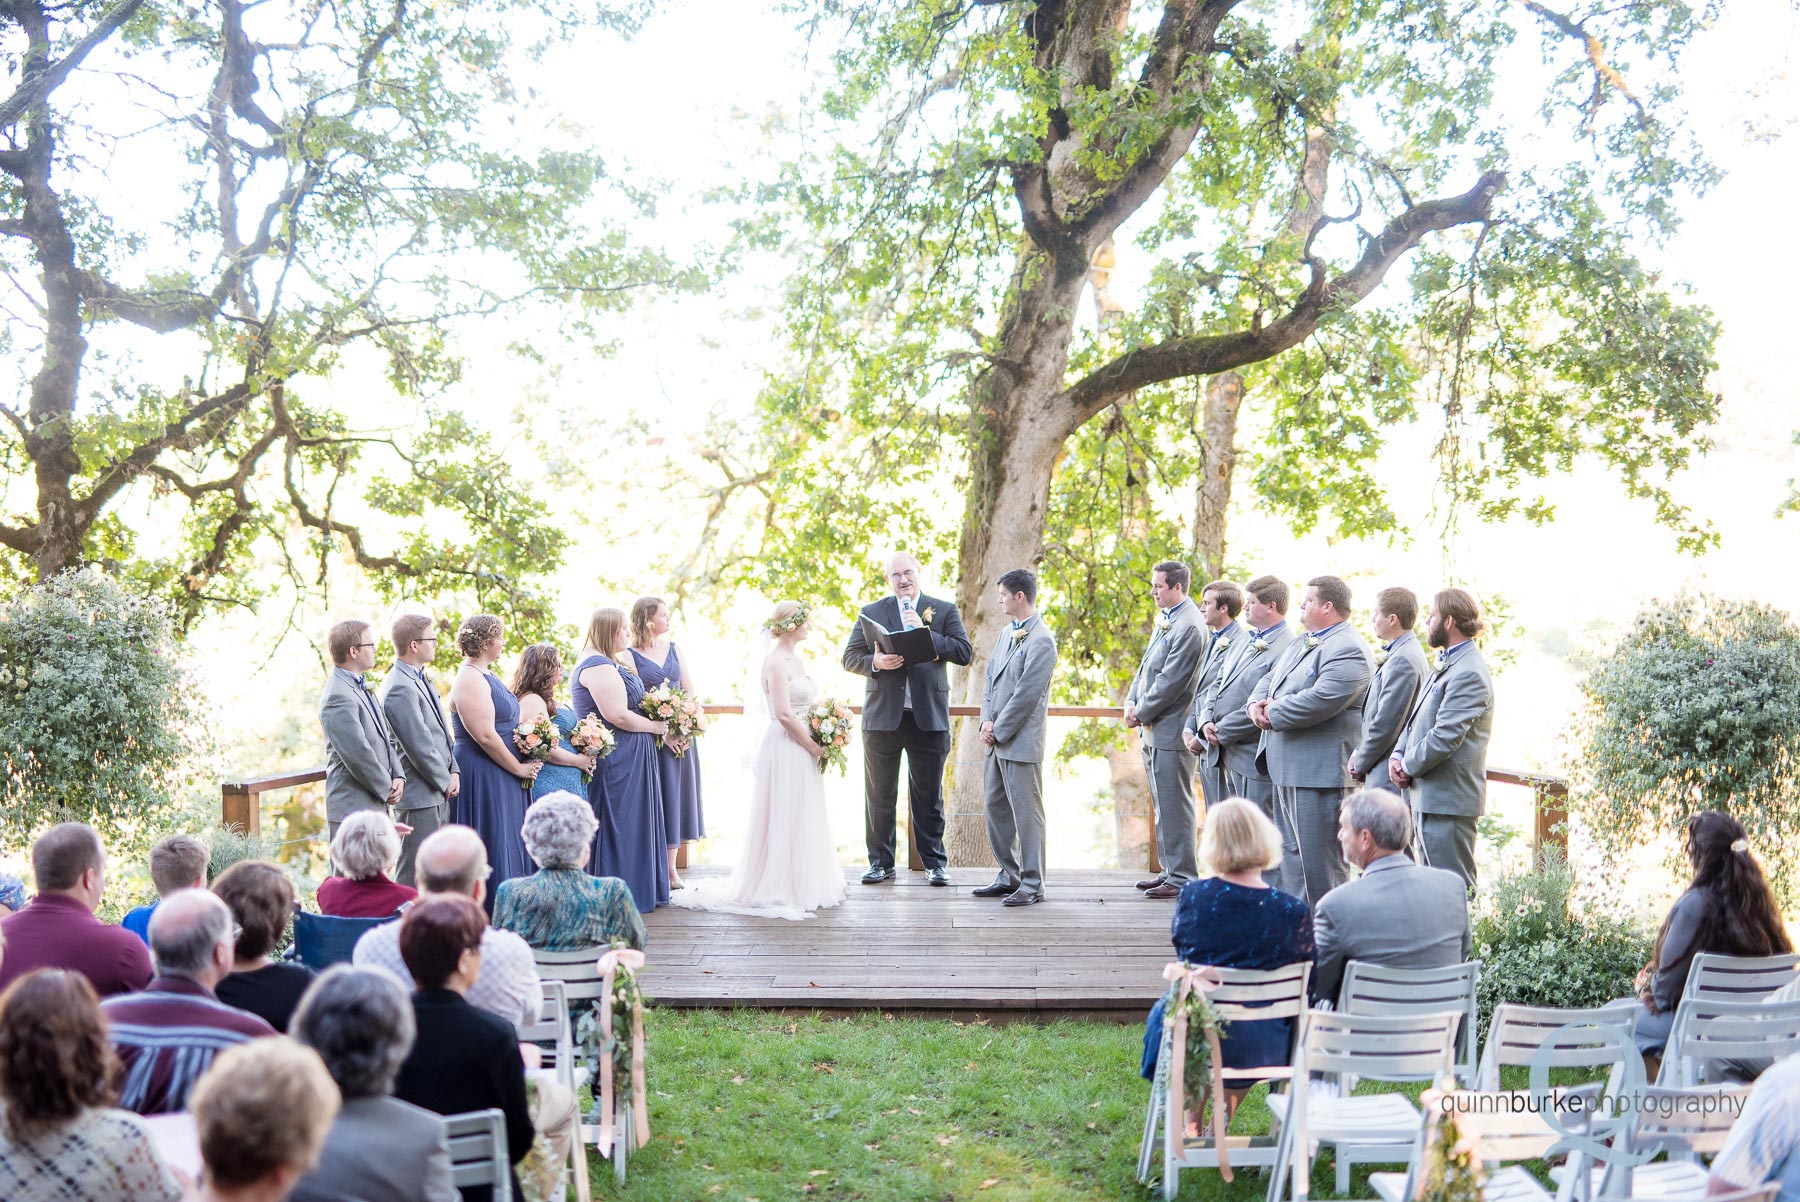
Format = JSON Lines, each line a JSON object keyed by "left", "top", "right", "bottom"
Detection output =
{"left": 1191, "top": 371, "right": 1243, "bottom": 581}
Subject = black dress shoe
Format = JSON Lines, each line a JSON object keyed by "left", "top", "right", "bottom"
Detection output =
{"left": 926, "top": 867, "right": 950, "bottom": 887}
{"left": 971, "top": 881, "right": 1017, "bottom": 898}
{"left": 861, "top": 866, "right": 895, "bottom": 884}
{"left": 1002, "top": 890, "right": 1043, "bottom": 907}
{"left": 1135, "top": 875, "right": 1166, "bottom": 891}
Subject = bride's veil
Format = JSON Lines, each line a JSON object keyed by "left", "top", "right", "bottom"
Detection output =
{"left": 740, "top": 626, "right": 774, "bottom": 767}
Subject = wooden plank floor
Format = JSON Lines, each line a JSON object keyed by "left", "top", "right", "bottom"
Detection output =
{"left": 639, "top": 867, "right": 1175, "bottom": 1014}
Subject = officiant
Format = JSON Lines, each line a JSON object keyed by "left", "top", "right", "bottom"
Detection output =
{"left": 843, "top": 552, "right": 973, "bottom": 886}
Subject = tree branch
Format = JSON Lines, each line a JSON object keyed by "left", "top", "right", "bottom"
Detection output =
{"left": 0, "top": 0, "right": 146, "bottom": 129}
{"left": 79, "top": 383, "right": 257, "bottom": 514}
{"left": 1062, "top": 170, "right": 1506, "bottom": 420}
{"left": 1521, "top": 0, "right": 1646, "bottom": 121}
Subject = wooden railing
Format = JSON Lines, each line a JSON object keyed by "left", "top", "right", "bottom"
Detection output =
{"left": 221, "top": 704, "right": 1568, "bottom": 859}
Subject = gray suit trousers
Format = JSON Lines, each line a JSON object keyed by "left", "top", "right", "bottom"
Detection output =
{"left": 984, "top": 755, "right": 1046, "bottom": 894}
{"left": 1275, "top": 784, "right": 1349, "bottom": 905}
{"left": 1196, "top": 757, "right": 1229, "bottom": 818}
{"left": 1225, "top": 767, "right": 1279, "bottom": 886}
{"left": 1143, "top": 742, "right": 1200, "bottom": 885}
{"left": 1415, "top": 809, "right": 1477, "bottom": 892}
{"left": 395, "top": 800, "right": 449, "bottom": 887}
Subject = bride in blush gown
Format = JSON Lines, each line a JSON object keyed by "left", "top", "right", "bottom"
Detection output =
{"left": 671, "top": 600, "right": 847, "bottom": 921}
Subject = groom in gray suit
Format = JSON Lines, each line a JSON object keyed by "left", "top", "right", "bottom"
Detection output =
{"left": 1195, "top": 575, "right": 1294, "bottom": 833}
{"left": 378, "top": 613, "right": 459, "bottom": 886}
{"left": 974, "top": 569, "right": 1058, "bottom": 906}
{"left": 1249, "top": 575, "right": 1372, "bottom": 904}
{"left": 320, "top": 619, "right": 405, "bottom": 845}
{"left": 1348, "top": 587, "right": 1429, "bottom": 795}
{"left": 1182, "top": 580, "right": 1243, "bottom": 814}
{"left": 1391, "top": 588, "right": 1496, "bottom": 891}
{"left": 1126, "top": 561, "right": 1207, "bottom": 900}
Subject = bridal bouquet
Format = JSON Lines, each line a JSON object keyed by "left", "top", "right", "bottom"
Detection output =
{"left": 805, "top": 697, "right": 854, "bottom": 775}
{"left": 511, "top": 713, "right": 561, "bottom": 791}
{"left": 639, "top": 682, "right": 706, "bottom": 757}
{"left": 568, "top": 713, "right": 615, "bottom": 785}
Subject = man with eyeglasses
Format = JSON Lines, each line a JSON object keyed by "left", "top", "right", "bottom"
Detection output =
{"left": 321, "top": 618, "right": 406, "bottom": 855}
{"left": 843, "top": 552, "right": 973, "bottom": 886}
{"left": 380, "top": 612, "right": 459, "bottom": 885}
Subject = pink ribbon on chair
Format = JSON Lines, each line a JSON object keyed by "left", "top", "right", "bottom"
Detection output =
{"left": 1162, "top": 961, "right": 1233, "bottom": 1182}
{"left": 595, "top": 948, "right": 650, "bottom": 1155}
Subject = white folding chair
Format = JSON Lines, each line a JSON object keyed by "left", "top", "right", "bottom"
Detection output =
{"left": 1340, "top": 960, "right": 1482, "bottom": 1085}
{"left": 1476, "top": 1002, "right": 1640, "bottom": 1092}
{"left": 1369, "top": 1087, "right": 1569, "bottom": 1202}
{"left": 1265, "top": 1008, "right": 1459, "bottom": 1201}
{"left": 1553, "top": 1082, "right": 1753, "bottom": 1202}
{"left": 533, "top": 946, "right": 645, "bottom": 1184}
{"left": 517, "top": 979, "right": 590, "bottom": 1202}
{"left": 444, "top": 1108, "right": 512, "bottom": 1202}
{"left": 1680, "top": 953, "right": 1800, "bottom": 1005}
{"left": 1137, "top": 962, "right": 1312, "bottom": 1199}
{"left": 1657, "top": 996, "right": 1800, "bottom": 1086}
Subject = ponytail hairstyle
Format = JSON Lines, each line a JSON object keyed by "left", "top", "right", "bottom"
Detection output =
{"left": 629, "top": 597, "right": 665, "bottom": 650}
{"left": 1652, "top": 810, "right": 1792, "bottom": 970}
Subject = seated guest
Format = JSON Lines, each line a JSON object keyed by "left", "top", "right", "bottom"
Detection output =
{"left": 101, "top": 889, "right": 276, "bottom": 1114}
{"left": 0, "top": 873, "right": 24, "bottom": 915}
{"left": 1310, "top": 789, "right": 1472, "bottom": 1004}
{"left": 317, "top": 812, "right": 418, "bottom": 918}
{"left": 1628, "top": 811, "right": 1793, "bottom": 1055}
{"left": 290, "top": 966, "right": 457, "bottom": 1202}
{"left": 392, "top": 897, "right": 533, "bottom": 1202}
{"left": 354, "top": 826, "right": 539, "bottom": 1030}
{"left": 185, "top": 1037, "right": 339, "bottom": 1202}
{"left": 0, "top": 823, "right": 151, "bottom": 998}
{"left": 1140, "top": 798, "right": 1314, "bottom": 1097}
{"left": 122, "top": 834, "right": 209, "bottom": 945}
{"left": 0, "top": 968, "right": 182, "bottom": 1201}
{"left": 212, "top": 861, "right": 314, "bottom": 1032}
{"left": 1708, "top": 1053, "right": 1800, "bottom": 1202}
{"left": 493, "top": 791, "right": 647, "bottom": 951}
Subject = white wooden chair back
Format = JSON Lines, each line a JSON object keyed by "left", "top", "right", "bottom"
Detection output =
{"left": 532, "top": 945, "right": 611, "bottom": 1005}
{"left": 1681, "top": 952, "right": 1800, "bottom": 1005}
{"left": 1341, "top": 960, "right": 1481, "bottom": 1083}
{"left": 1658, "top": 996, "right": 1800, "bottom": 1086}
{"left": 1591, "top": 1083, "right": 1754, "bottom": 1199}
{"left": 1476, "top": 1002, "right": 1638, "bottom": 1092}
{"left": 517, "top": 978, "right": 577, "bottom": 1091}
{"left": 444, "top": 1108, "right": 511, "bottom": 1202}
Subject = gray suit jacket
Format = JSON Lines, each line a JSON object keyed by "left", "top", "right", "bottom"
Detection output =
{"left": 1350, "top": 630, "right": 1429, "bottom": 790}
{"left": 290, "top": 1094, "right": 457, "bottom": 1202}
{"left": 1182, "top": 621, "right": 1241, "bottom": 739}
{"left": 1397, "top": 642, "right": 1495, "bottom": 817}
{"left": 380, "top": 661, "right": 457, "bottom": 812}
{"left": 1252, "top": 623, "right": 1373, "bottom": 788}
{"left": 979, "top": 617, "right": 1058, "bottom": 763}
{"left": 1310, "top": 853, "right": 1474, "bottom": 1003}
{"left": 321, "top": 666, "right": 404, "bottom": 823}
{"left": 1198, "top": 624, "right": 1296, "bottom": 779}
{"left": 842, "top": 593, "right": 973, "bottom": 732}
{"left": 1125, "top": 599, "right": 1206, "bottom": 752}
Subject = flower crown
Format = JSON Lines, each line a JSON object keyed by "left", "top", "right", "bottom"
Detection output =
{"left": 764, "top": 603, "right": 810, "bottom": 634}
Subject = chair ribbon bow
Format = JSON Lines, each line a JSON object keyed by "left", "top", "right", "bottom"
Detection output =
{"left": 595, "top": 948, "right": 651, "bottom": 1154}
{"left": 1161, "top": 961, "right": 1234, "bottom": 1181}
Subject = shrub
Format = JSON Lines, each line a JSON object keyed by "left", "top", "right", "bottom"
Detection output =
{"left": 1473, "top": 849, "right": 1651, "bottom": 1036}
{"left": 0, "top": 570, "right": 204, "bottom": 860}
{"left": 1576, "top": 593, "right": 1800, "bottom": 895}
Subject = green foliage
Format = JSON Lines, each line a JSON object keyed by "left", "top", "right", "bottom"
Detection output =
{"left": 207, "top": 827, "right": 289, "bottom": 880}
{"left": 1575, "top": 594, "right": 1800, "bottom": 893}
{"left": 1472, "top": 850, "right": 1652, "bottom": 1035}
{"left": 0, "top": 570, "right": 204, "bottom": 858}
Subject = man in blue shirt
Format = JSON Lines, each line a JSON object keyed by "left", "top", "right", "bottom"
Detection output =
{"left": 121, "top": 834, "right": 208, "bottom": 944}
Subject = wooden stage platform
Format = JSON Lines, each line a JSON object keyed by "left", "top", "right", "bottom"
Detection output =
{"left": 637, "top": 867, "right": 1175, "bottom": 1017}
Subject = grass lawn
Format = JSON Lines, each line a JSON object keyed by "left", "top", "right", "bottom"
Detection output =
{"left": 581, "top": 1010, "right": 1398, "bottom": 1202}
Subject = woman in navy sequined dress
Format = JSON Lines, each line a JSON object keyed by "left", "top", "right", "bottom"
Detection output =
{"left": 1141, "top": 798, "right": 1314, "bottom": 1086}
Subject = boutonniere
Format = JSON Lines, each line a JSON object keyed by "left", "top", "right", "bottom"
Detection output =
{"left": 1009, "top": 627, "right": 1028, "bottom": 644}
{"left": 922, "top": 606, "right": 936, "bottom": 625}
{"left": 1215, "top": 634, "right": 1232, "bottom": 650}
{"left": 1304, "top": 633, "right": 1321, "bottom": 651}
{"left": 1156, "top": 615, "right": 1174, "bottom": 635}
{"left": 1252, "top": 636, "right": 1272, "bottom": 652}
{"left": 1372, "top": 647, "right": 1389, "bottom": 667}
{"left": 1434, "top": 653, "right": 1451, "bottom": 674}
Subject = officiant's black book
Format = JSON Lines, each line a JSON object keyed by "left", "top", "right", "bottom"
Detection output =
{"left": 860, "top": 615, "right": 936, "bottom": 667}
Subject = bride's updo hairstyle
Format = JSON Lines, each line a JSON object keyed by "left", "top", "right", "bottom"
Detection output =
{"left": 456, "top": 614, "right": 503, "bottom": 660}
{"left": 764, "top": 600, "right": 807, "bottom": 635}
{"left": 583, "top": 607, "right": 633, "bottom": 668}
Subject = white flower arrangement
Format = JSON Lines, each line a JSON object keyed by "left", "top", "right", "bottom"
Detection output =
{"left": 921, "top": 606, "right": 936, "bottom": 624}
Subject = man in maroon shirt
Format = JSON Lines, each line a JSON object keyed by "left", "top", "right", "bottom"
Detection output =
{"left": 0, "top": 823, "right": 152, "bottom": 998}
{"left": 102, "top": 888, "right": 276, "bottom": 1114}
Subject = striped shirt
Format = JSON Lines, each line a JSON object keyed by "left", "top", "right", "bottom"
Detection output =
{"left": 1711, "top": 1055, "right": 1800, "bottom": 1202}
{"left": 100, "top": 977, "right": 275, "bottom": 1115}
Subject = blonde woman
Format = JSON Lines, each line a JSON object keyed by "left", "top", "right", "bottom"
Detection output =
{"left": 628, "top": 596, "right": 706, "bottom": 889}
{"left": 672, "top": 601, "right": 845, "bottom": 920}
{"left": 572, "top": 608, "right": 670, "bottom": 914}
{"left": 448, "top": 615, "right": 541, "bottom": 901}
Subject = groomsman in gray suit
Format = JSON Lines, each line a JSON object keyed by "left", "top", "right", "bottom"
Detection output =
{"left": 1196, "top": 576, "right": 1294, "bottom": 835}
{"left": 1125, "top": 561, "right": 1207, "bottom": 899}
{"left": 1182, "top": 580, "right": 1243, "bottom": 815}
{"left": 379, "top": 613, "right": 459, "bottom": 886}
{"left": 1391, "top": 588, "right": 1496, "bottom": 891}
{"left": 1348, "top": 587, "right": 1429, "bottom": 795}
{"left": 974, "top": 569, "right": 1059, "bottom": 907}
{"left": 1248, "top": 575, "right": 1372, "bottom": 904}
{"left": 321, "top": 619, "right": 405, "bottom": 846}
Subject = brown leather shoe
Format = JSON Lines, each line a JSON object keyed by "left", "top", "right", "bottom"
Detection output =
{"left": 1144, "top": 882, "right": 1182, "bottom": 899}
{"left": 1134, "top": 875, "right": 1167, "bottom": 891}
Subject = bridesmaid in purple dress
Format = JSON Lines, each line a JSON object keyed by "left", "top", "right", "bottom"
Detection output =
{"left": 572, "top": 607, "right": 671, "bottom": 914}
{"left": 628, "top": 596, "right": 706, "bottom": 890}
{"left": 447, "top": 615, "right": 542, "bottom": 909}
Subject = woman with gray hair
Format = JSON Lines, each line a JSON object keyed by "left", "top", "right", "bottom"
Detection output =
{"left": 492, "top": 791, "right": 647, "bottom": 951}
{"left": 289, "top": 965, "right": 456, "bottom": 1202}
{"left": 317, "top": 811, "right": 418, "bottom": 918}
